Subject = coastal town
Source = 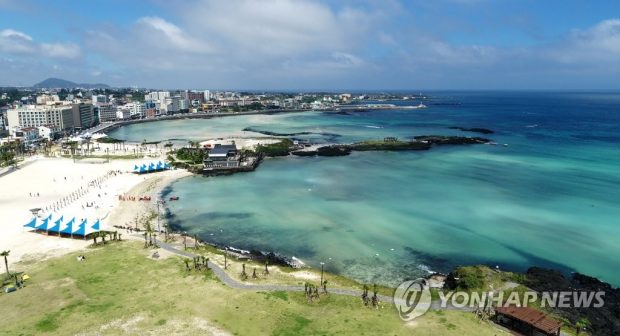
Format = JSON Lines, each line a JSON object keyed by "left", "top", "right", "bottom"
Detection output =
{"left": 0, "top": 83, "right": 430, "bottom": 151}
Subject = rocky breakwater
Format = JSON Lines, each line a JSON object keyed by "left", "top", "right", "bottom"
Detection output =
{"left": 291, "top": 136, "right": 491, "bottom": 157}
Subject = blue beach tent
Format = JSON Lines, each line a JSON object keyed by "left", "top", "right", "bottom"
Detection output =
{"left": 60, "top": 217, "right": 75, "bottom": 235}
{"left": 92, "top": 219, "right": 100, "bottom": 231}
{"left": 85, "top": 219, "right": 100, "bottom": 235}
{"left": 73, "top": 219, "right": 87, "bottom": 236}
{"left": 36, "top": 217, "right": 50, "bottom": 231}
{"left": 23, "top": 217, "right": 37, "bottom": 229}
{"left": 47, "top": 215, "right": 64, "bottom": 233}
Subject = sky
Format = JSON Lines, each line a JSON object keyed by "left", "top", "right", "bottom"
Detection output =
{"left": 0, "top": 0, "right": 619, "bottom": 90}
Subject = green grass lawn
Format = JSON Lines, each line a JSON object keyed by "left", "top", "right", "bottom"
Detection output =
{"left": 0, "top": 241, "right": 504, "bottom": 335}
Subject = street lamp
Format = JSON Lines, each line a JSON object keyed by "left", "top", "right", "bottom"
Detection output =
{"left": 320, "top": 262, "right": 325, "bottom": 285}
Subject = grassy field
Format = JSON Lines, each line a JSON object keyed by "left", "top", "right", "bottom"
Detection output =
{"left": 0, "top": 241, "right": 504, "bottom": 335}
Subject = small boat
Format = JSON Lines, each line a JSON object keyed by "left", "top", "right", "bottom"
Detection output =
{"left": 169, "top": 196, "right": 180, "bottom": 201}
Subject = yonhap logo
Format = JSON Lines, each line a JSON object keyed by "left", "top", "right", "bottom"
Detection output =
{"left": 394, "top": 278, "right": 432, "bottom": 321}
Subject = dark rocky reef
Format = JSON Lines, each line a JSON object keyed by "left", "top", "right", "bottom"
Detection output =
{"left": 350, "top": 140, "right": 431, "bottom": 151}
{"left": 291, "top": 150, "right": 318, "bottom": 157}
{"left": 524, "top": 267, "right": 620, "bottom": 336}
{"left": 449, "top": 126, "right": 494, "bottom": 134}
{"left": 242, "top": 127, "right": 339, "bottom": 138}
{"left": 414, "top": 135, "right": 490, "bottom": 145}
{"left": 292, "top": 136, "right": 489, "bottom": 157}
{"left": 317, "top": 146, "right": 352, "bottom": 156}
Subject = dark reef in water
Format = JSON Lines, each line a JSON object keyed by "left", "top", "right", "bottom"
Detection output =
{"left": 449, "top": 126, "right": 494, "bottom": 134}
{"left": 242, "top": 127, "right": 340, "bottom": 138}
{"left": 291, "top": 136, "right": 490, "bottom": 157}
{"left": 413, "top": 135, "right": 490, "bottom": 145}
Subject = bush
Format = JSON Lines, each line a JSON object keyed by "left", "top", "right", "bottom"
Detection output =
{"left": 176, "top": 148, "right": 206, "bottom": 164}
{"left": 255, "top": 139, "right": 293, "bottom": 157}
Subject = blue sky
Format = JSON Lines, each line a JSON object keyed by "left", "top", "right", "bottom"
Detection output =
{"left": 1, "top": 0, "right": 619, "bottom": 89}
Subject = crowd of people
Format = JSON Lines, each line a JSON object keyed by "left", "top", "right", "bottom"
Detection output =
{"left": 39, "top": 170, "right": 123, "bottom": 213}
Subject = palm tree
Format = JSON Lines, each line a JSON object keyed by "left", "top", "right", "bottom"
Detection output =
{"left": 1, "top": 250, "right": 10, "bottom": 278}
{"left": 240, "top": 263, "right": 248, "bottom": 280}
{"left": 371, "top": 284, "right": 379, "bottom": 307}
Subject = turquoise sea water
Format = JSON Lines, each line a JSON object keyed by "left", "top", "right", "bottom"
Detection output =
{"left": 110, "top": 92, "right": 620, "bottom": 286}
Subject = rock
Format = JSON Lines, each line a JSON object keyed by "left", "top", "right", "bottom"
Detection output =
{"left": 413, "top": 135, "right": 490, "bottom": 145}
{"left": 291, "top": 150, "right": 318, "bottom": 157}
{"left": 524, "top": 267, "right": 620, "bottom": 336}
{"left": 316, "top": 146, "right": 352, "bottom": 156}
{"left": 449, "top": 126, "right": 494, "bottom": 134}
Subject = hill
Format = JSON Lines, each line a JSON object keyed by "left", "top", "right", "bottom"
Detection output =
{"left": 33, "top": 77, "right": 110, "bottom": 89}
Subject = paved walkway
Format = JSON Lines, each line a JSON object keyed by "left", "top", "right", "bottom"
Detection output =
{"left": 150, "top": 237, "right": 396, "bottom": 302}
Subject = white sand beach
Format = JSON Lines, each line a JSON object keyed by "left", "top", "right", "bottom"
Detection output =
{"left": 0, "top": 155, "right": 187, "bottom": 266}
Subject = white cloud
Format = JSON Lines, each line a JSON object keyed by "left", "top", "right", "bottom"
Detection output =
{"left": 135, "top": 16, "right": 211, "bottom": 53}
{"left": 0, "top": 28, "right": 36, "bottom": 54}
{"left": 546, "top": 19, "right": 620, "bottom": 63}
{"left": 0, "top": 28, "right": 81, "bottom": 59}
{"left": 82, "top": 0, "right": 383, "bottom": 87}
{"left": 1, "top": 29, "right": 33, "bottom": 41}
{"left": 41, "top": 42, "right": 81, "bottom": 59}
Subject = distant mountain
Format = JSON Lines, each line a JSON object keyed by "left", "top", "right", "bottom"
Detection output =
{"left": 33, "top": 78, "right": 111, "bottom": 89}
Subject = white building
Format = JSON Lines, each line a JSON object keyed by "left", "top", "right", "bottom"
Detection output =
{"left": 116, "top": 108, "right": 131, "bottom": 120}
{"left": 38, "top": 124, "right": 60, "bottom": 140}
{"left": 169, "top": 96, "right": 188, "bottom": 112}
{"left": 7, "top": 105, "right": 74, "bottom": 130}
{"left": 125, "top": 102, "right": 144, "bottom": 117}
{"left": 204, "top": 90, "right": 211, "bottom": 101}
{"left": 145, "top": 91, "right": 170, "bottom": 102}
{"left": 11, "top": 127, "right": 40, "bottom": 145}
{"left": 97, "top": 104, "right": 116, "bottom": 122}
{"left": 92, "top": 95, "right": 108, "bottom": 105}
{"left": 36, "top": 94, "right": 60, "bottom": 105}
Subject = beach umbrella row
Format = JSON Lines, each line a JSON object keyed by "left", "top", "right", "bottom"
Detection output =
{"left": 23, "top": 215, "right": 102, "bottom": 237}
{"left": 132, "top": 161, "right": 171, "bottom": 174}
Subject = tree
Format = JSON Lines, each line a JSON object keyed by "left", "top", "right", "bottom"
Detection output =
{"left": 371, "top": 284, "right": 379, "bottom": 307}
{"left": 1, "top": 250, "right": 10, "bottom": 278}
{"left": 575, "top": 317, "right": 590, "bottom": 335}
{"left": 183, "top": 258, "right": 190, "bottom": 271}
{"left": 240, "top": 263, "right": 248, "bottom": 280}
{"left": 92, "top": 235, "right": 97, "bottom": 245}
